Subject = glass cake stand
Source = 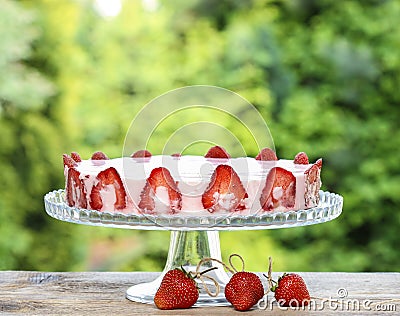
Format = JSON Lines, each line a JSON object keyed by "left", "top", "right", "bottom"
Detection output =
{"left": 44, "top": 190, "right": 343, "bottom": 307}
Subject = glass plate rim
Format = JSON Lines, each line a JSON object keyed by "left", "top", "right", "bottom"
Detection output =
{"left": 44, "top": 189, "right": 343, "bottom": 231}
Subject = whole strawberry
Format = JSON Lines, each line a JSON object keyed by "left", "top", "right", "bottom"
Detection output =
{"left": 255, "top": 147, "right": 278, "bottom": 161}
{"left": 204, "top": 145, "right": 231, "bottom": 158}
{"left": 225, "top": 271, "right": 264, "bottom": 311}
{"left": 294, "top": 152, "right": 309, "bottom": 165}
{"left": 272, "top": 273, "right": 310, "bottom": 307}
{"left": 154, "top": 268, "right": 199, "bottom": 310}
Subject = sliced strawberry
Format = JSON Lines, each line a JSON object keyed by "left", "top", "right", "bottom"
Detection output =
{"left": 131, "top": 149, "right": 152, "bottom": 158}
{"left": 138, "top": 167, "right": 182, "bottom": 214}
{"left": 63, "top": 154, "right": 77, "bottom": 168}
{"left": 255, "top": 147, "right": 278, "bottom": 161}
{"left": 204, "top": 146, "right": 231, "bottom": 159}
{"left": 304, "top": 159, "right": 322, "bottom": 208}
{"left": 202, "top": 165, "right": 248, "bottom": 213}
{"left": 91, "top": 151, "right": 109, "bottom": 160}
{"left": 305, "top": 159, "right": 322, "bottom": 183}
{"left": 89, "top": 167, "right": 127, "bottom": 211}
{"left": 315, "top": 158, "right": 322, "bottom": 169}
{"left": 294, "top": 152, "right": 309, "bottom": 164}
{"left": 260, "top": 167, "right": 296, "bottom": 211}
{"left": 66, "top": 167, "right": 87, "bottom": 208}
{"left": 70, "top": 152, "right": 82, "bottom": 162}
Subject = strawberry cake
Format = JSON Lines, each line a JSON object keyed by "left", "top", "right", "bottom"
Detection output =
{"left": 62, "top": 146, "right": 322, "bottom": 215}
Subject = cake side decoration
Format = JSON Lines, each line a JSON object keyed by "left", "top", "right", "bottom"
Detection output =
{"left": 259, "top": 167, "right": 296, "bottom": 212}
{"left": 89, "top": 167, "right": 127, "bottom": 211}
{"left": 201, "top": 165, "right": 248, "bottom": 213}
{"left": 138, "top": 167, "right": 182, "bottom": 214}
{"left": 304, "top": 158, "right": 322, "bottom": 208}
{"left": 62, "top": 146, "right": 322, "bottom": 215}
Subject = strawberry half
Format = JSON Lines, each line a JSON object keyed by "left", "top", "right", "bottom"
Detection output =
{"left": 315, "top": 158, "right": 322, "bottom": 169}
{"left": 305, "top": 159, "right": 322, "bottom": 183}
{"left": 204, "top": 145, "right": 231, "bottom": 159}
{"left": 225, "top": 271, "right": 264, "bottom": 311}
{"left": 154, "top": 268, "right": 199, "bottom": 310}
{"left": 63, "top": 154, "right": 77, "bottom": 168}
{"left": 70, "top": 152, "right": 82, "bottom": 162}
{"left": 91, "top": 151, "right": 109, "bottom": 160}
{"left": 255, "top": 147, "right": 278, "bottom": 161}
{"left": 138, "top": 167, "right": 182, "bottom": 214}
{"left": 66, "top": 167, "right": 87, "bottom": 209}
{"left": 202, "top": 165, "right": 248, "bottom": 213}
{"left": 89, "top": 167, "right": 127, "bottom": 211}
{"left": 260, "top": 167, "right": 296, "bottom": 211}
{"left": 131, "top": 149, "right": 152, "bottom": 158}
{"left": 272, "top": 273, "right": 310, "bottom": 307}
{"left": 304, "top": 159, "right": 322, "bottom": 207}
{"left": 294, "top": 152, "right": 309, "bottom": 165}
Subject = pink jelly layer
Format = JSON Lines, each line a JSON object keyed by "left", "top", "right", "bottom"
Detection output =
{"left": 64, "top": 155, "right": 322, "bottom": 215}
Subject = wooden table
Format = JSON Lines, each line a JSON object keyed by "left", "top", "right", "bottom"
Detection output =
{"left": 1, "top": 271, "right": 399, "bottom": 315}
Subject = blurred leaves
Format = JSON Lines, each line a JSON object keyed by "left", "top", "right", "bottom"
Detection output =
{"left": 0, "top": 0, "right": 54, "bottom": 110}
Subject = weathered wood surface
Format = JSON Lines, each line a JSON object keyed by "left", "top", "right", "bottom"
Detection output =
{"left": 0, "top": 271, "right": 399, "bottom": 315}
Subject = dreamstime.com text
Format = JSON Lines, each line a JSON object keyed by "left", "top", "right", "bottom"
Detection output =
{"left": 257, "top": 288, "right": 397, "bottom": 312}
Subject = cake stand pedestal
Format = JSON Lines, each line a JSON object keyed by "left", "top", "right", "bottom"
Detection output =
{"left": 126, "top": 230, "right": 230, "bottom": 306}
{"left": 44, "top": 190, "right": 343, "bottom": 307}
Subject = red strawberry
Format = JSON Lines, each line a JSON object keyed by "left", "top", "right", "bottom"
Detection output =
{"left": 138, "top": 167, "right": 182, "bottom": 214}
{"left": 131, "top": 149, "right": 152, "bottom": 158}
{"left": 70, "top": 152, "right": 82, "bottom": 162}
{"left": 294, "top": 152, "right": 309, "bottom": 165}
{"left": 89, "top": 167, "right": 127, "bottom": 210}
{"left": 91, "top": 151, "right": 109, "bottom": 160}
{"left": 255, "top": 147, "right": 278, "bottom": 161}
{"left": 225, "top": 271, "right": 264, "bottom": 311}
{"left": 204, "top": 146, "right": 231, "bottom": 159}
{"left": 305, "top": 159, "right": 322, "bottom": 183}
{"left": 171, "top": 153, "right": 182, "bottom": 157}
{"left": 260, "top": 167, "right": 296, "bottom": 211}
{"left": 154, "top": 268, "right": 199, "bottom": 310}
{"left": 63, "top": 154, "right": 77, "bottom": 168}
{"left": 202, "top": 165, "right": 248, "bottom": 213}
{"left": 66, "top": 167, "right": 87, "bottom": 208}
{"left": 304, "top": 159, "right": 322, "bottom": 207}
{"left": 315, "top": 158, "right": 322, "bottom": 169}
{"left": 272, "top": 273, "right": 310, "bottom": 307}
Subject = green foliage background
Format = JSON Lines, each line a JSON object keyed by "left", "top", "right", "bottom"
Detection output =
{"left": 1, "top": 0, "right": 399, "bottom": 272}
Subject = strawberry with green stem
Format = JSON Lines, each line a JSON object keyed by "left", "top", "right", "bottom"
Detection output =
{"left": 154, "top": 266, "right": 217, "bottom": 310}
{"left": 224, "top": 254, "right": 265, "bottom": 311}
{"left": 264, "top": 257, "right": 310, "bottom": 307}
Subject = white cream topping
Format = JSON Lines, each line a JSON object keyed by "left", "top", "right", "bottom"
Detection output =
{"left": 99, "top": 184, "right": 117, "bottom": 212}
{"left": 212, "top": 192, "right": 237, "bottom": 213}
{"left": 153, "top": 186, "right": 170, "bottom": 214}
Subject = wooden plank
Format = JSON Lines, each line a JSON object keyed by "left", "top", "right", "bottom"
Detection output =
{"left": 0, "top": 271, "right": 399, "bottom": 315}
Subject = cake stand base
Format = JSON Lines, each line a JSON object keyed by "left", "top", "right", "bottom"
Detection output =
{"left": 126, "top": 230, "right": 231, "bottom": 306}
